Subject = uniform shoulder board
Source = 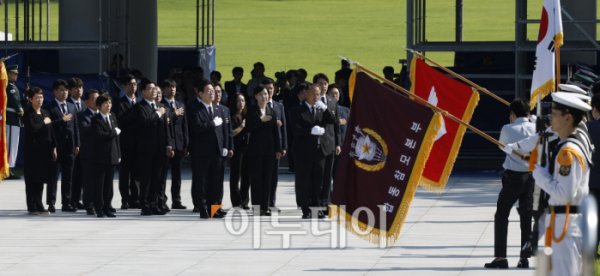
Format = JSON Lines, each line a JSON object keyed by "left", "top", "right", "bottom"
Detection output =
{"left": 557, "top": 146, "right": 585, "bottom": 172}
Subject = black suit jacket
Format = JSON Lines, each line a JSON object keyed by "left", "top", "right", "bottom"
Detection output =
{"left": 23, "top": 108, "right": 57, "bottom": 183}
{"left": 77, "top": 109, "right": 98, "bottom": 161}
{"left": 291, "top": 101, "right": 336, "bottom": 159}
{"left": 339, "top": 106, "right": 350, "bottom": 146}
{"left": 115, "top": 95, "right": 141, "bottom": 151}
{"left": 269, "top": 101, "right": 288, "bottom": 150}
{"left": 133, "top": 100, "right": 172, "bottom": 154}
{"left": 187, "top": 99, "right": 225, "bottom": 156}
{"left": 587, "top": 120, "right": 600, "bottom": 188}
{"left": 224, "top": 81, "right": 247, "bottom": 103}
{"left": 245, "top": 105, "right": 281, "bottom": 156}
{"left": 320, "top": 95, "right": 341, "bottom": 155}
{"left": 43, "top": 99, "right": 80, "bottom": 154}
{"left": 161, "top": 98, "right": 189, "bottom": 152}
{"left": 67, "top": 97, "right": 88, "bottom": 113}
{"left": 217, "top": 105, "right": 234, "bottom": 152}
{"left": 91, "top": 113, "right": 121, "bottom": 165}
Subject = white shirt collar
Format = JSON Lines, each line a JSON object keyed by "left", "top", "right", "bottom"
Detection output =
{"left": 320, "top": 95, "right": 327, "bottom": 104}
{"left": 100, "top": 112, "right": 110, "bottom": 122}
{"left": 304, "top": 101, "right": 314, "bottom": 109}
{"left": 55, "top": 98, "right": 66, "bottom": 106}
{"left": 144, "top": 98, "right": 156, "bottom": 107}
{"left": 199, "top": 99, "right": 213, "bottom": 110}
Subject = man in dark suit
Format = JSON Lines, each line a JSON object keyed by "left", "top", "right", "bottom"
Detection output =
{"left": 587, "top": 93, "right": 600, "bottom": 257}
{"left": 327, "top": 84, "right": 349, "bottom": 181}
{"left": 313, "top": 73, "right": 341, "bottom": 213}
{"left": 134, "top": 79, "right": 174, "bottom": 216}
{"left": 115, "top": 74, "right": 141, "bottom": 209}
{"left": 160, "top": 79, "right": 189, "bottom": 209}
{"left": 212, "top": 83, "right": 234, "bottom": 207}
{"left": 188, "top": 79, "right": 227, "bottom": 219}
{"left": 292, "top": 84, "right": 335, "bottom": 219}
{"left": 224, "top": 67, "right": 246, "bottom": 104}
{"left": 43, "top": 79, "right": 80, "bottom": 212}
{"left": 67, "top": 78, "right": 88, "bottom": 209}
{"left": 262, "top": 79, "right": 287, "bottom": 208}
{"left": 77, "top": 90, "right": 100, "bottom": 215}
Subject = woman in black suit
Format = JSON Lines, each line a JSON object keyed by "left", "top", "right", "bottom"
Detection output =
{"left": 245, "top": 85, "right": 281, "bottom": 216}
{"left": 91, "top": 94, "right": 121, "bottom": 218}
{"left": 228, "top": 93, "right": 250, "bottom": 209}
{"left": 23, "top": 87, "right": 57, "bottom": 215}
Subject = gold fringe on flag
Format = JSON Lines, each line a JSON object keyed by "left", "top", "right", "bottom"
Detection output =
{"left": 329, "top": 112, "right": 443, "bottom": 247}
{"left": 0, "top": 62, "right": 9, "bottom": 183}
{"left": 530, "top": 79, "right": 555, "bottom": 110}
{"left": 348, "top": 68, "right": 357, "bottom": 104}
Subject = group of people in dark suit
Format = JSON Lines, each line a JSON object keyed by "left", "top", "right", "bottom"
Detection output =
{"left": 21, "top": 64, "right": 350, "bottom": 220}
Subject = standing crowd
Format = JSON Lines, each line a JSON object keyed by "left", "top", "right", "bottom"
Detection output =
{"left": 14, "top": 60, "right": 355, "bottom": 219}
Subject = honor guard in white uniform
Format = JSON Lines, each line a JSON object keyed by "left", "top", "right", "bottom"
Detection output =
{"left": 5, "top": 64, "right": 23, "bottom": 179}
{"left": 532, "top": 92, "right": 592, "bottom": 276}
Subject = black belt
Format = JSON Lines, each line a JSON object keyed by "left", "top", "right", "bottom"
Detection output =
{"left": 550, "top": 205, "right": 579, "bottom": 214}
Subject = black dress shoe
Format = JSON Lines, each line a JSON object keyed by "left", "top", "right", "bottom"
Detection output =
{"left": 129, "top": 202, "right": 141, "bottom": 209}
{"left": 317, "top": 211, "right": 326, "bottom": 219}
{"left": 302, "top": 213, "right": 311, "bottom": 219}
{"left": 97, "top": 212, "right": 106, "bottom": 218}
{"left": 264, "top": 210, "right": 271, "bottom": 216}
{"left": 75, "top": 202, "right": 85, "bottom": 209}
{"left": 200, "top": 212, "right": 210, "bottom": 219}
{"left": 121, "top": 204, "right": 129, "bottom": 210}
{"left": 105, "top": 212, "right": 116, "bottom": 218}
{"left": 193, "top": 207, "right": 200, "bottom": 213}
{"left": 86, "top": 208, "right": 96, "bottom": 215}
{"left": 48, "top": 205, "right": 56, "bottom": 213}
{"left": 162, "top": 205, "right": 171, "bottom": 213}
{"left": 217, "top": 209, "right": 227, "bottom": 216}
{"left": 151, "top": 208, "right": 166, "bottom": 215}
{"left": 141, "top": 209, "right": 152, "bottom": 216}
{"left": 61, "top": 205, "right": 76, "bottom": 212}
{"left": 108, "top": 207, "right": 117, "bottom": 213}
{"left": 517, "top": 258, "right": 529, "bottom": 268}
{"left": 484, "top": 258, "right": 508, "bottom": 269}
{"left": 212, "top": 212, "right": 224, "bottom": 218}
{"left": 242, "top": 206, "right": 250, "bottom": 210}
{"left": 172, "top": 203, "right": 187, "bottom": 209}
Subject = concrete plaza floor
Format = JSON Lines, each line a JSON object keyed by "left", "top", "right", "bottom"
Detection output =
{"left": 0, "top": 170, "right": 535, "bottom": 275}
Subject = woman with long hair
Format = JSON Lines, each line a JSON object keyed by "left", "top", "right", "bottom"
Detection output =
{"left": 228, "top": 93, "right": 250, "bottom": 209}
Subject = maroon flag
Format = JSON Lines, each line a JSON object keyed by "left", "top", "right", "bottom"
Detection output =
{"left": 330, "top": 71, "right": 442, "bottom": 247}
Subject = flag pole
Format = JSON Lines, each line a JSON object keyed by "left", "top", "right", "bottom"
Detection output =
{"left": 349, "top": 61, "right": 527, "bottom": 160}
{"left": 404, "top": 47, "right": 510, "bottom": 106}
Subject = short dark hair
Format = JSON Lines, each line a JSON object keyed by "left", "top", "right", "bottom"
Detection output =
{"left": 261, "top": 78, "right": 274, "bottom": 85}
{"left": 99, "top": 89, "right": 109, "bottom": 95}
{"left": 95, "top": 93, "right": 112, "bottom": 108}
{"left": 210, "top": 71, "right": 222, "bottom": 80}
{"left": 327, "top": 84, "right": 341, "bottom": 93}
{"left": 67, "top": 78, "right": 83, "bottom": 89}
{"left": 510, "top": 98, "right": 530, "bottom": 118}
{"left": 298, "top": 68, "right": 307, "bottom": 77}
{"left": 313, "top": 73, "right": 329, "bottom": 84}
{"left": 122, "top": 74, "right": 136, "bottom": 85}
{"left": 593, "top": 80, "right": 600, "bottom": 95}
{"left": 342, "top": 60, "right": 350, "bottom": 67}
{"left": 286, "top": 70, "right": 298, "bottom": 81}
{"left": 592, "top": 94, "right": 600, "bottom": 111}
{"left": 160, "top": 79, "right": 177, "bottom": 89}
{"left": 253, "top": 84, "right": 266, "bottom": 96}
{"left": 383, "top": 66, "right": 394, "bottom": 75}
{"left": 140, "top": 78, "right": 155, "bottom": 91}
{"left": 297, "top": 83, "right": 309, "bottom": 93}
{"left": 85, "top": 89, "right": 99, "bottom": 100}
{"left": 232, "top": 67, "right": 244, "bottom": 75}
{"left": 26, "top": 87, "right": 43, "bottom": 99}
{"left": 253, "top": 62, "right": 265, "bottom": 69}
{"left": 195, "top": 79, "right": 213, "bottom": 92}
{"left": 129, "top": 69, "right": 143, "bottom": 79}
{"left": 52, "top": 79, "right": 68, "bottom": 91}
{"left": 193, "top": 66, "right": 204, "bottom": 74}
{"left": 213, "top": 81, "right": 223, "bottom": 90}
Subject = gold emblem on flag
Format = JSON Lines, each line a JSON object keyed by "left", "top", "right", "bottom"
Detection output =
{"left": 350, "top": 126, "right": 388, "bottom": 171}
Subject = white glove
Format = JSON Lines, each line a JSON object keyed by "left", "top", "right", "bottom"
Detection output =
{"left": 115, "top": 127, "right": 121, "bottom": 135}
{"left": 315, "top": 100, "right": 327, "bottom": 111}
{"left": 532, "top": 163, "right": 551, "bottom": 186}
{"left": 529, "top": 115, "right": 537, "bottom": 124}
{"left": 311, "top": 126, "right": 325, "bottom": 135}
{"left": 222, "top": 148, "right": 228, "bottom": 157}
{"left": 213, "top": 116, "right": 223, "bottom": 126}
{"left": 501, "top": 143, "right": 515, "bottom": 154}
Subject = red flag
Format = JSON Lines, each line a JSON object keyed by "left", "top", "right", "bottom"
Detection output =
{"left": 331, "top": 71, "right": 442, "bottom": 247}
{"left": 0, "top": 62, "right": 9, "bottom": 182}
{"left": 409, "top": 57, "right": 479, "bottom": 193}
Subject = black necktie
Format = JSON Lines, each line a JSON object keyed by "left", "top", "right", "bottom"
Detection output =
{"left": 171, "top": 101, "right": 175, "bottom": 109}
{"left": 75, "top": 102, "right": 80, "bottom": 112}
{"left": 105, "top": 116, "right": 111, "bottom": 129}
{"left": 312, "top": 106, "right": 316, "bottom": 119}
{"left": 268, "top": 102, "right": 272, "bottom": 109}
{"left": 151, "top": 103, "right": 155, "bottom": 110}
{"left": 209, "top": 106, "right": 214, "bottom": 119}
{"left": 61, "top": 103, "right": 67, "bottom": 114}
{"left": 321, "top": 97, "right": 327, "bottom": 106}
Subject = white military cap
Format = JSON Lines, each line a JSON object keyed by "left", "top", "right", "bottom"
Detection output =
{"left": 558, "top": 84, "right": 588, "bottom": 95}
{"left": 551, "top": 92, "right": 592, "bottom": 114}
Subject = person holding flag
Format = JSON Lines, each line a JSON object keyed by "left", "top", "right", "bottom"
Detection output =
{"left": 5, "top": 64, "right": 23, "bottom": 180}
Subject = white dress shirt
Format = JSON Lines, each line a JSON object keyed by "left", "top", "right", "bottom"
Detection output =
{"left": 499, "top": 117, "right": 536, "bottom": 172}
{"left": 144, "top": 99, "right": 162, "bottom": 118}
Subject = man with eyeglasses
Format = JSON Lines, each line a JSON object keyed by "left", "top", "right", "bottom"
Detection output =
{"left": 115, "top": 74, "right": 142, "bottom": 209}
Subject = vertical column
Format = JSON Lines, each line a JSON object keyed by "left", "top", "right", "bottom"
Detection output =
{"left": 129, "top": 0, "right": 157, "bottom": 81}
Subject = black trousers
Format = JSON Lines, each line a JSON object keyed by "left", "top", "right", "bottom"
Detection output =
{"left": 191, "top": 154, "right": 221, "bottom": 214}
{"left": 269, "top": 153, "right": 281, "bottom": 207}
{"left": 332, "top": 154, "right": 341, "bottom": 182}
{"left": 229, "top": 148, "right": 250, "bottom": 207}
{"left": 249, "top": 155, "right": 274, "bottom": 212}
{"left": 138, "top": 151, "right": 166, "bottom": 210}
{"left": 589, "top": 187, "right": 600, "bottom": 258}
{"left": 494, "top": 170, "right": 534, "bottom": 258}
{"left": 320, "top": 153, "right": 335, "bottom": 209}
{"left": 25, "top": 181, "right": 45, "bottom": 212}
{"left": 47, "top": 151, "right": 74, "bottom": 206}
{"left": 295, "top": 149, "right": 326, "bottom": 214}
{"left": 71, "top": 154, "right": 83, "bottom": 204}
{"left": 93, "top": 164, "right": 116, "bottom": 214}
{"left": 119, "top": 149, "right": 140, "bottom": 206}
{"left": 80, "top": 159, "right": 95, "bottom": 209}
{"left": 169, "top": 150, "right": 184, "bottom": 205}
